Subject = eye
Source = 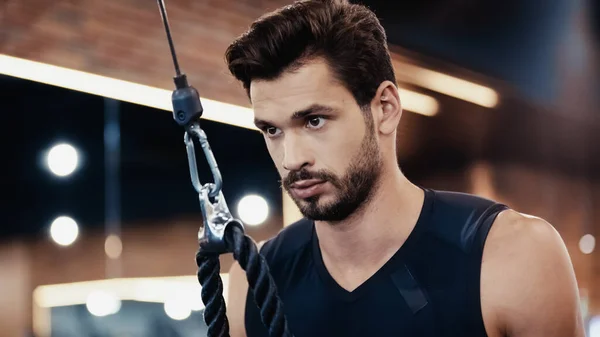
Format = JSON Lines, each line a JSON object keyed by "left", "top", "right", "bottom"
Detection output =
{"left": 265, "top": 126, "right": 282, "bottom": 137}
{"left": 306, "top": 116, "right": 326, "bottom": 129}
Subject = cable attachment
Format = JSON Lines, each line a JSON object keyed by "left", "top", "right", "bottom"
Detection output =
{"left": 156, "top": 0, "right": 203, "bottom": 127}
{"left": 154, "top": 2, "right": 293, "bottom": 336}
{"left": 172, "top": 75, "right": 203, "bottom": 126}
{"left": 184, "top": 121, "right": 244, "bottom": 253}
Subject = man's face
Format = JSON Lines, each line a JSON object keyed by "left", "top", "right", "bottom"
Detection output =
{"left": 250, "top": 59, "right": 383, "bottom": 222}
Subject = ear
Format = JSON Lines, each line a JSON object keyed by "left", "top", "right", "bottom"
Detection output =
{"left": 371, "top": 81, "right": 402, "bottom": 135}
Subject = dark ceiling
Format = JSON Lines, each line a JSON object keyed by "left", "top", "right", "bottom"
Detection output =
{"left": 357, "top": 0, "right": 596, "bottom": 106}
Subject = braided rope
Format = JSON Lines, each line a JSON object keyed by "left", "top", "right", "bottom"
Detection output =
{"left": 196, "top": 223, "right": 293, "bottom": 337}
{"left": 196, "top": 251, "right": 229, "bottom": 337}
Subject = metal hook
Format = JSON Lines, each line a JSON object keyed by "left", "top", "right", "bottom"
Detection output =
{"left": 197, "top": 187, "right": 244, "bottom": 253}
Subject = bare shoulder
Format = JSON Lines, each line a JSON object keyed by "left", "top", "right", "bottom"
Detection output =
{"left": 227, "top": 240, "right": 268, "bottom": 337}
{"left": 480, "top": 209, "right": 585, "bottom": 337}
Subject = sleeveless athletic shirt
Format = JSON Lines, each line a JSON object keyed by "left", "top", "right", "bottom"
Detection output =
{"left": 244, "top": 187, "right": 509, "bottom": 337}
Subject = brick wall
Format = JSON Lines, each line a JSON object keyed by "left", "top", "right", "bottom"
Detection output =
{"left": 1, "top": 0, "right": 295, "bottom": 108}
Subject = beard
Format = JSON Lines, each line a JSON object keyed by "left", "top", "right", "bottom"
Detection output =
{"left": 281, "top": 115, "right": 383, "bottom": 222}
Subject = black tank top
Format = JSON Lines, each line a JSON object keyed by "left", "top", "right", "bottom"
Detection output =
{"left": 244, "top": 188, "right": 508, "bottom": 337}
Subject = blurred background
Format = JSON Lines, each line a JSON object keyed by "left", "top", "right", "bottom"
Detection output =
{"left": 0, "top": 0, "right": 599, "bottom": 336}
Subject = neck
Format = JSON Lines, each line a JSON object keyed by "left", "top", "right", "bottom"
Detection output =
{"left": 314, "top": 166, "right": 425, "bottom": 275}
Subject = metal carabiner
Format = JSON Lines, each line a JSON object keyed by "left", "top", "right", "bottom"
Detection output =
{"left": 184, "top": 121, "right": 222, "bottom": 199}
{"left": 183, "top": 121, "right": 243, "bottom": 253}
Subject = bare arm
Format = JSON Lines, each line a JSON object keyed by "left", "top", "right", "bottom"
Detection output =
{"left": 227, "top": 240, "right": 267, "bottom": 337}
{"left": 481, "top": 210, "right": 585, "bottom": 337}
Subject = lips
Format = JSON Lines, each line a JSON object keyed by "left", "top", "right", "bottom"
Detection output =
{"left": 290, "top": 179, "right": 326, "bottom": 199}
{"left": 290, "top": 179, "right": 324, "bottom": 189}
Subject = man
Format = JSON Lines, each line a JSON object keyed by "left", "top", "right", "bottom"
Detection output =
{"left": 223, "top": 0, "right": 585, "bottom": 336}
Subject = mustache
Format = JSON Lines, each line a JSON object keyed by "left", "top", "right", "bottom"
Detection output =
{"left": 282, "top": 169, "right": 339, "bottom": 189}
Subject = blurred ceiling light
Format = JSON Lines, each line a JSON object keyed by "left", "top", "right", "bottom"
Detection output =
{"left": 189, "top": 296, "right": 206, "bottom": 311}
{"left": 86, "top": 290, "right": 121, "bottom": 317}
{"left": 164, "top": 295, "right": 192, "bottom": 320}
{"left": 33, "top": 275, "right": 228, "bottom": 308}
{"left": 398, "top": 89, "right": 439, "bottom": 116}
{"left": 0, "top": 54, "right": 438, "bottom": 124}
{"left": 399, "top": 63, "right": 499, "bottom": 108}
{"left": 184, "top": 283, "right": 205, "bottom": 311}
{"left": 591, "top": 316, "right": 600, "bottom": 337}
{"left": 50, "top": 216, "right": 79, "bottom": 246}
{"left": 47, "top": 143, "right": 79, "bottom": 177}
{"left": 105, "top": 234, "right": 123, "bottom": 259}
{"left": 579, "top": 234, "right": 596, "bottom": 254}
{"left": 0, "top": 54, "right": 256, "bottom": 130}
{"left": 237, "top": 194, "right": 269, "bottom": 226}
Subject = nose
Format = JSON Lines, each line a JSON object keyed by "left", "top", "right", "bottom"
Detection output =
{"left": 282, "top": 134, "right": 313, "bottom": 172}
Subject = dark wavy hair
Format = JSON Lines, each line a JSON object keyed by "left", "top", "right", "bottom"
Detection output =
{"left": 225, "top": 0, "right": 397, "bottom": 109}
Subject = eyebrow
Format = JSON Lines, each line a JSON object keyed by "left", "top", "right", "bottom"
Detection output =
{"left": 253, "top": 104, "right": 336, "bottom": 129}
